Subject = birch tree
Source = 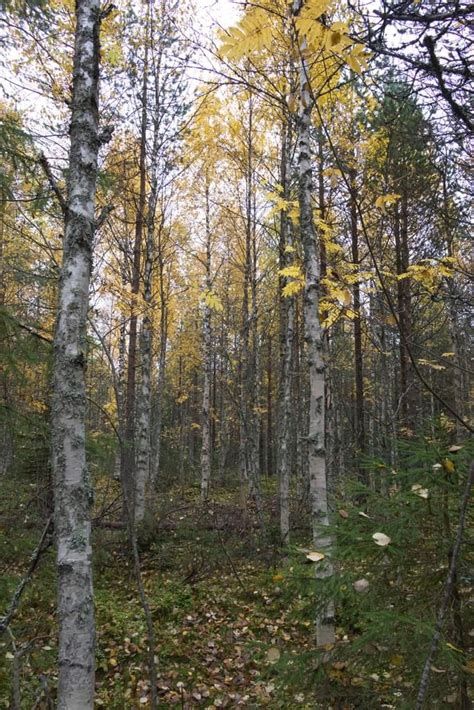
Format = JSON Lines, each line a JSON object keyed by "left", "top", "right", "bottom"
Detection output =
{"left": 51, "top": 0, "right": 106, "bottom": 705}
{"left": 292, "top": 0, "right": 335, "bottom": 646}
{"left": 200, "top": 179, "right": 213, "bottom": 500}
{"left": 277, "top": 123, "right": 295, "bottom": 544}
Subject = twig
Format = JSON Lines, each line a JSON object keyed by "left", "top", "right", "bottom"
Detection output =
{"left": 415, "top": 460, "right": 474, "bottom": 709}
{"left": 0, "top": 517, "right": 53, "bottom": 636}
{"left": 38, "top": 154, "right": 67, "bottom": 215}
{"left": 212, "top": 504, "right": 247, "bottom": 594}
{"left": 119, "top": 472, "right": 158, "bottom": 709}
{"left": 95, "top": 204, "right": 114, "bottom": 230}
{"left": 7, "top": 627, "right": 21, "bottom": 710}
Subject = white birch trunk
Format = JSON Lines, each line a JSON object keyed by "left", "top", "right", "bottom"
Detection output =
{"left": 151, "top": 304, "right": 167, "bottom": 483}
{"left": 200, "top": 183, "right": 212, "bottom": 500}
{"left": 51, "top": 0, "right": 102, "bottom": 705}
{"left": 134, "top": 235, "right": 153, "bottom": 522}
{"left": 293, "top": 0, "right": 335, "bottom": 647}
{"left": 278, "top": 124, "right": 295, "bottom": 544}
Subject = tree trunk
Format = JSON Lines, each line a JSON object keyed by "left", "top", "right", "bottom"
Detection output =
{"left": 394, "top": 192, "right": 415, "bottom": 434}
{"left": 121, "top": 25, "right": 148, "bottom": 520}
{"left": 134, "top": 213, "right": 154, "bottom": 522}
{"left": 200, "top": 181, "right": 212, "bottom": 501}
{"left": 52, "top": 0, "right": 102, "bottom": 705}
{"left": 277, "top": 122, "right": 295, "bottom": 544}
{"left": 266, "top": 336, "right": 273, "bottom": 476}
{"left": 293, "top": 0, "right": 335, "bottom": 646}
{"left": 350, "top": 168, "right": 365, "bottom": 477}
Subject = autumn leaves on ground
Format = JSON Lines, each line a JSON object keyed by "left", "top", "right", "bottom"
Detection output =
{"left": 0, "top": 481, "right": 330, "bottom": 708}
{"left": 1, "top": 444, "right": 473, "bottom": 708}
{"left": 0, "top": 0, "right": 473, "bottom": 707}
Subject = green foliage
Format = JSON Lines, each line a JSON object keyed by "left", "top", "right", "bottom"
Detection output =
{"left": 265, "top": 436, "right": 473, "bottom": 707}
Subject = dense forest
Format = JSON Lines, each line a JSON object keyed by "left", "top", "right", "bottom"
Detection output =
{"left": 0, "top": 0, "right": 472, "bottom": 707}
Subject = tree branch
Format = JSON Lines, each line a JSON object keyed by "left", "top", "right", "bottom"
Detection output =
{"left": 38, "top": 154, "right": 67, "bottom": 215}
{"left": 0, "top": 517, "right": 53, "bottom": 636}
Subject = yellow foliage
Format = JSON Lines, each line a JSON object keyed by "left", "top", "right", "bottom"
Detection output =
{"left": 375, "top": 193, "right": 401, "bottom": 210}
{"left": 442, "top": 458, "right": 455, "bottom": 474}
{"left": 202, "top": 290, "right": 224, "bottom": 313}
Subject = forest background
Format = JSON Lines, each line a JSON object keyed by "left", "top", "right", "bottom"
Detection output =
{"left": 0, "top": 0, "right": 472, "bottom": 707}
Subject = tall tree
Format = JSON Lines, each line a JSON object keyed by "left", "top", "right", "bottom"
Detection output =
{"left": 51, "top": 0, "right": 106, "bottom": 705}
{"left": 292, "top": 0, "right": 335, "bottom": 646}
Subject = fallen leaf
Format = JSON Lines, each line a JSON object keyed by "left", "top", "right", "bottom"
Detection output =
{"left": 448, "top": 444, "right": 463, "bottom": 453}
{"left": 390, "top": 654, "right": 403, "bottom": 666}
{"left": 462, "top": 658, "right": 474, "bottom": 674}
{"left": 338, "top": 509, "right": 349, "bottom": 519}
{"left": 353, "top": 578, "right": 370, "bottom": 593}
{"left": 411, "top": 484, "right": 429, "bottom": 499}
{"left": 306, "top": 551, "right": 325, "bottom": 562}
{"left": 373, "top": 532, "right": 391, "bottom": 546}
{"left": 266, "top": 647, "right": 281, "bottom": 663}
{"left": 358, "top": 511, "right": 370, "bottom": 519}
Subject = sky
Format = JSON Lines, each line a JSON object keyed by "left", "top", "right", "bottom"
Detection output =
{"left": 198, "top": 0, "right": 239, "bottom": 29}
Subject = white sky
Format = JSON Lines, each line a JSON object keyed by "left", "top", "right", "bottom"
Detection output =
{"left": 198, "top": 0, "right": 239, "bottom": 29}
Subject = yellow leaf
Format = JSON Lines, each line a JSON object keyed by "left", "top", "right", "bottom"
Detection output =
{"left": 282, "top": 280, "right": 304, "bottom": 298}
{"left": 390, "top": 655, "right": 404, "bottom": 667}
{"left": 375, "top": 193, "right": 401, "bottom": 209}
{"left": 202, "top": 290, "right": 224, "bottom": 313}
{"left": 279, "top": 265, "right": 303, "bottom": 280}
{"left": 442, "top": 458, "right": 455, "bottom": 474}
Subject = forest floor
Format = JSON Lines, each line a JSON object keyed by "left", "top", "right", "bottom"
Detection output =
{"left": 0, "top": 471, "right": 471, "bottom": 708}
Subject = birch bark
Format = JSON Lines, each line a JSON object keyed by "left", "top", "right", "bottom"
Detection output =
{"left": 292, "top": 0, "right": 335, "bottom": 646}
{"left": 200, "top": 181, "right": 212, "bottom": 500}
{"left": 51, "top": 0, "right": 102, "bottom": 705}
{"left": 278, "top": 123, "right": 295, "bottom": 544}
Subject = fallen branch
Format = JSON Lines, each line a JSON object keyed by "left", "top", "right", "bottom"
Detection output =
{"left": 0, "top": 517, "right": 53, "bottom": 636}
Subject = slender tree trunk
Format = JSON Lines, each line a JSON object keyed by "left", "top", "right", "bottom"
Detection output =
{"left": 266, "top": 336, "right": 273, "bottom": 476}
{"left": 52, "top": 0, "right": 102, "bottom": 705}
{"left": 121, "top": 26, "right": 149, "bottom": 520}
{"left": 0, "top": 195, "right": 13, "bottom": 476}
{"left": 394, "top": 193, "right": 415, "bottom": 434}
{"left": 350, "top": 168, "right": 365, "bottom": 477}
{"left": 114, "top": 285, "right": 127, "bottom": 480}
{"left": 152, "top": 244, "right": 168, "bottom": 483}
{"left": 135, "top": 25, "right": 164, "bottom": 520}
{"left": 239, "top": 97, "right": 261, "bottom": 513}
{"left": 200, "top": 182, "right": 212, "bottom": 501}
{"left": 277, "top": 123, "right": 295, "bottom": 544}
{"left": 293, "top": 0, "right": 335, "bottom": 646}
{"left": 134, "top": 217, "right": 154, "bottom": 522}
